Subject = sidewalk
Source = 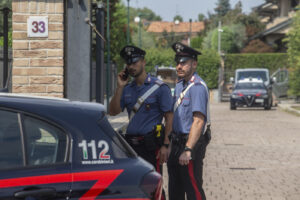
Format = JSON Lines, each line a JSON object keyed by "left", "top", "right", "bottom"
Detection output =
{"left": 277, "top": 100, "right": 300, "bottom": 116}
{"left": 107, "top": 111, "right": 129, "bottom": 132}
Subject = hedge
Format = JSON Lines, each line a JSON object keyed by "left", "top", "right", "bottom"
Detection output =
{"left": 224, "top": 53, "right": 289, "bottom": 73}
{"left": 144, "top": 48, "right": 220, "bottom": 89}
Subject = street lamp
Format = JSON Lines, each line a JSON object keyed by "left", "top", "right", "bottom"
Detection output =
{"left": 218, "top": 21, "right": 223, "bottom": 55}
{"left": 188, "top": 19, "right": 192, "bottom": 46}
{"left": 134, "top": 15, "right": 142, "bottom": 48}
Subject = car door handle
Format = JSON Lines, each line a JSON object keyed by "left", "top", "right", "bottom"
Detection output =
{"left": 14, "top": 188, "right": 56, "bottom": 199}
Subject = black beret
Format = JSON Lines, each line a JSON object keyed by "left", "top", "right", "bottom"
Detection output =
{"left": 172, "top": 42, "right": 201, "bottom": 62}
{"left": 120, "top": 45, "right": 146, "bottom": 65}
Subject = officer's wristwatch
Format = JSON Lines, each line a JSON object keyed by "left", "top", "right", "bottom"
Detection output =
{"left": 184, "top": 146, "right": 193, "bottom": 152}
{"left": 163, "top": 143, "right": 169, "bottom": 148}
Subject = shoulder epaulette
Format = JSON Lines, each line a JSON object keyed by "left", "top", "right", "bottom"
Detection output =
{"left": 155, "top": 79, "right": 164, "bottom": 86}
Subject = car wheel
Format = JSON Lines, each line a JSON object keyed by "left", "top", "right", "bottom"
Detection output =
{"left": 230, "top": 104, "right": 236, "bottom": 110}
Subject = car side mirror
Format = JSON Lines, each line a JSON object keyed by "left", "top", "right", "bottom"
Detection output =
{"left": 271, "top": 77, "right": 277, "bottom": 84}
{"left": 229, "top": 77, "right": 234, "bottom": 84}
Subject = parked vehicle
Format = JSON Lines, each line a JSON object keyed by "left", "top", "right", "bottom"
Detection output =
{"left": 0, "top": 93, "right": 162, "bottom": 200}
{"left": 155, "top": 66, "right": 177, "bottom": 96}
{"left": 230, "top": 78, "right": 273, "bottom": 110}
{"left": 230, "top": 68, "right": 272, "bottom": 87}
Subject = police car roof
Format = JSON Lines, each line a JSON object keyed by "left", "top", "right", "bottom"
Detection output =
{"left": 236, "top": 68, "right": 268, "bottom": 72}
{"left": 0, "top": 93, "right": 106, "bottom": 127}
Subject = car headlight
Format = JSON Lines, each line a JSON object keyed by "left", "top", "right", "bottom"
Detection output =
{"left": 231, "top": 94, "right": 238, "bottom": 98}
{"left": 262, "top": 94, "right": 268, "bottom": 98}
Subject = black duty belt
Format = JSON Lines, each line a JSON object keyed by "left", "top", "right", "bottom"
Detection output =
{"left": 125, "top": 133, "right": 153, "bottom": 146}
{"left": 170, "top": 133, "right": 188, "bottom": 145}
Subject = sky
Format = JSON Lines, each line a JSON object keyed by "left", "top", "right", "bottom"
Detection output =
{"left": 121, "top": 0, "right": 265, "bottom": 21}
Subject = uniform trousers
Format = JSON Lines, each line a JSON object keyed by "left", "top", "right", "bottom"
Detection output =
{"left": 167, "top": 134, "right": 209, "bottom": 200}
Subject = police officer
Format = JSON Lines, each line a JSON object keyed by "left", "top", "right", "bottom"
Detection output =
{"left": 168, "top": 42, "right": 210, "bottom": 200}
{"left": 109, "top": 45, "right": 173, "bottom": 198}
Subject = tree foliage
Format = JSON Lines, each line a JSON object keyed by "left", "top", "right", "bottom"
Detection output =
{"left": 173, "top": 15, "right": 183, "bottom": 22}
{"left": 198, "top": 14, "right": 206, "bottom": 22}
{"left": 285, "top": 8, "right": 300, "bottom": 97}
{"left": 129, "top": 7, "right": 162, "bottom": 22}
{"left": 214, "top": 0, "right": 231, "bottom": 17}
{"left": 145, "top": 48, "right": 220, "bottom": 89}
{"left": 204, "top": 24, "right": 246, "bottom": 53}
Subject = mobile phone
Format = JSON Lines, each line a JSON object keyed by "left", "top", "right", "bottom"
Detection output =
{"left": 122, "top": 68, "right": 129, "bottom": 81}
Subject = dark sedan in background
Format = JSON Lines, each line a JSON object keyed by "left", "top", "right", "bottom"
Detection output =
{"left": 230, "top": 80, "right": 272, "bottom": 110}
{"left": 0, "top": 93, "right": 162, "bottom": 200}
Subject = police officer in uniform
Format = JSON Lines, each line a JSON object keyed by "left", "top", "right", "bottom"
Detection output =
{"left": 109, "top": 45, "right": 173, "bottom": 199}
{"left": 168, "top": 42, "right": 210, "bottom": 200}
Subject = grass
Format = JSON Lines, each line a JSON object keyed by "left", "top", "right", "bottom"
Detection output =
{"left": 291, "top": 106, "right": 300, "bottom": 111}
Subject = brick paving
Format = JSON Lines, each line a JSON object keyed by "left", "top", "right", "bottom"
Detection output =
{"left": 199, "top": 102, "right": 300, "bottom": 200}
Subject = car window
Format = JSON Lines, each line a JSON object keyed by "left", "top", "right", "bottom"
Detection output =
{"left": 0, "top": 110, "right": 23, "bottom": 169}
{"left": 98, "top": 117, "right": 136, "bottom": 158}
{"left": 237, "top": 71, "right": 267, "bottom": 82}
{"left": 23, "top": 116, "right": 68, "bottom": 165}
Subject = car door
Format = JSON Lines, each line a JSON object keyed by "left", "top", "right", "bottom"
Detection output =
{"left": 271, "top": 69, "right": 289, "bottom": 98}
{"left": 0, "top": 109, "right": 71, "bottom": 200}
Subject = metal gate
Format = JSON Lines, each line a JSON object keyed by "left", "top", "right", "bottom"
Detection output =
{"left": 0, "top": 6, "right": 12, "bottom": 91}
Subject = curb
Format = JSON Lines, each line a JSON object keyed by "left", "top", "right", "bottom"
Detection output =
{"left": 278, "top": 103, "right": 300, "bottom": 117}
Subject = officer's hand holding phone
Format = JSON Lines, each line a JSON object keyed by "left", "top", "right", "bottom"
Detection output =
{"left": 117, "top": 67, "right": 129, "bottom": 88}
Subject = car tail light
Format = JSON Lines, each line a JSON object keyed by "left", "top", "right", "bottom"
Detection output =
{"left": 140, "top": 171, "right": 162, "bottom": 200}
{"left": 255, "top": 93, "right": 261, "bottom": 97}
{"left": 238, "top": 92, "right": 244, "bottom": 97}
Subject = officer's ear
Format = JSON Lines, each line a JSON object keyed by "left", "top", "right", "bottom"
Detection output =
{"left": 192, "top": 60, "right": 197, "bottom": 70}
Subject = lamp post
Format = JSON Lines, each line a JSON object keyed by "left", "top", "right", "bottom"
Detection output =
{"left": 134, "top": 15, "right": 142, "bottom": 48}
{"left": 218, "top": 21, "right": 223, "bottom": 55}
{"left": 127, "top": 0, "right": 130, "bottom": 44}
{"left": 188, "top": 18, "right": 192, "bottom": 46}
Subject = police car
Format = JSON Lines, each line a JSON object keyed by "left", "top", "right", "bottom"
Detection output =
{"left": 230, "top": 78, "right": 273, "bottom": 110}
{"left": 0, "top": 93, "right": 162, "bottom": 200}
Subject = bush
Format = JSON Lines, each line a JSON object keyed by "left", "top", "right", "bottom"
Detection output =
{"left": 224, "top": 53, "right": 288, "bottom": 73}
{"left": 145, "top": 48, "right": 220, "bottom": 89}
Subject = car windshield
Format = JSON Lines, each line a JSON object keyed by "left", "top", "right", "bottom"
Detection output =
{"left": 235, "top": 82, "right": 265, "bottom": 90}
{"left": 237, "top": 71, "right": 267, "bottom": 82}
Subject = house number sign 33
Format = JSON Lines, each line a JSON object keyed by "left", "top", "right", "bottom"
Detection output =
{"left": 27, "top": 16, "right": 49, "bottom": 37}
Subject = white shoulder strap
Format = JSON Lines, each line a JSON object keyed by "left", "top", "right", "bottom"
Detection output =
{"left": 173, "top": 82, "right": 195, "bottom": 112}
{"left": 129, "top": 82, "right": 162, "bottom": 120}
{"left": 173, "top": 81, "right": 211, "bottom": 126}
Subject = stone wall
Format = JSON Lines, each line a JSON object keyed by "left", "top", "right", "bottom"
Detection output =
{"left": 12, "top": 0, "right": 64, "bottom": 97}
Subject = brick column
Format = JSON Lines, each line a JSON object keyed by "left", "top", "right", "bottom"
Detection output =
{"left": 12, "top": 0, "right": 64, "bottom": 97}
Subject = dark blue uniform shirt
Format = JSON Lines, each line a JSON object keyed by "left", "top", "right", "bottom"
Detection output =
{"left": 173, "top": 73, "right": 208, "bottom": 134}
{"left": 121, "top": 74, "right": 173, "bottom": 135}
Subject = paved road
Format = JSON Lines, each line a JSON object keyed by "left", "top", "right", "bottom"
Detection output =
{"left": 162, "top": 102, "right": 300, "bottom": 200}
{"left": 203, "top": 102, "right": 300, "bottom": 200}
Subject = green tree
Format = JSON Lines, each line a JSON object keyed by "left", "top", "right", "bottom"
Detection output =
{"left": 191, "top": 35, "right": 204, "bottom": 49}
{"left": 198, "top": 14, "right": 206, "bottom": 21}
{"left": 173, "top": 15, "right": 183, "bottom": 22}
{"left": 129, "top": 7, "right": 162, "bottom": 22}
{"left": 0, "top": 0, "right": 12, "bottom": 47}
{"left": 286, "top": 7, "right": 300, "bottom": 97}
{"left": 204, "top": 24, "right": 246, "bottom": 53}
{"left": 103, "top": 0, "right": 127, "bottom": 70}
{"left": 214, "top": 0, "right": 231, "bottom": 17}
